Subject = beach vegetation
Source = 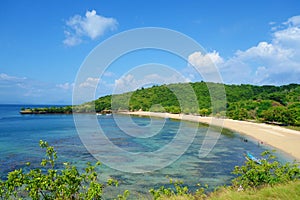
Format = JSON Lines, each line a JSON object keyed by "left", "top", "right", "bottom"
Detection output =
{"left": 149, "top": 179, "right": 207, "bottom": 200}
{"left": 21, "top": 82, "right": 300, "bottom": 126}
{"left": 0, "top": 140, "right": 129, "bottom": 200}
{"left": 149, "top": 150, "right": 300, "bottom": 200}
{"left": 232, "top": 150, "right": 300, "bottom": 189}
{"left": 1, "top": 140, "right": 300, "bottom": 199}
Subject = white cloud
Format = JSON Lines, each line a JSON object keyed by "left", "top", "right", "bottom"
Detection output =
{"left": 235, "top": 42, "right": 291, "bottom": 60}
{"left": 0, "top": 73, "right": 26, "bottom": 82}
{"left": 197, "top": 15, "right": 300, "bottom": 85}
{"left": 103, "top": 71, "right": 115, "bottom": 77}
{"left": 254, "top": 66, "right": 269, "bottom": 84}
{"left": 274, "top": 30, "right": 300, "bottom": 50}
{"left": 284, "top": 15, "right": 300, "bottom": 26}
{"left": 79, "top": 77, "right": 100, "bottom": 88}
{"left": 56, "top": 82, "right": 74, "bottom": 90}
{"left": 0, "top": 73, "right": 74, "bottom": 104}
{"left": 188, "top": 51, "right": 223, "bottom": 74}
{"left": 114, "top": 74, "right": 136, "bottom": 92}
{"left": 63, "top": 31, "right": 82, "bottom": 46}
{"left": 63, "top": 10, "right": 118, "bottom": 46}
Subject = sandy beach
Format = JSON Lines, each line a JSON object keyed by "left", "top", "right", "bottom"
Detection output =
{"left": 120, "top": 111, "right": 300, "bottom": 161}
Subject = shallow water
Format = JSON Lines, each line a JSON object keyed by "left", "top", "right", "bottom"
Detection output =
{"left": 0, "top": 105, "right": 292, "bottom": 199}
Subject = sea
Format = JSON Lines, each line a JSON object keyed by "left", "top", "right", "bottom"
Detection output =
{"left": 0, "top": 104, "right": 293, "bottom": 199}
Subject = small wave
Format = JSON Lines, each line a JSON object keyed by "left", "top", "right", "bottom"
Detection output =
{"left": 0, "top": 116, "right": 23, "bottom": 122}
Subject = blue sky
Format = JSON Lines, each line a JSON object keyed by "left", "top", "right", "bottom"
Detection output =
{"left": 0, "top": 0, "right": 300, "bottom": 104}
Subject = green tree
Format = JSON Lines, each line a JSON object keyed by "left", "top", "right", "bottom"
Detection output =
{"left": 198, "top": 108, "right": 211, "bottom": 116}
{"left": 262, "top": 106, "right": 292, "bottom": 125}
{"left": 0, "top": 140, "right": 129, "bottom": 200}
{"left": 232, "top": 151, "right": 300, "bottom": 189}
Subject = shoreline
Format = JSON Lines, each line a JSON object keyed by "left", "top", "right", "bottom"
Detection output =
{"left": 119, "top": 111, "right": 300, "bottom": 161}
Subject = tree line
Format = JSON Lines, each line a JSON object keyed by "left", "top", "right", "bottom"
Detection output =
{"left": 90, "top": 82, "right": 300, "bottom": 126}
{"left": 21, "top": 82, "right": 300, "bottom": 126}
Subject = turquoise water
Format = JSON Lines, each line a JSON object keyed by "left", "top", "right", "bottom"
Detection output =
{"left": 0, "top": 105, "right": 291, "bottom": 199}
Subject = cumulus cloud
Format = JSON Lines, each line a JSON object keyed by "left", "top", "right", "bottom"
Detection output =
{"left": 186, "top": 51, "right": 224, "bottom": 83}
{"left": 63, "top": 10, "right": 118, "bottom": 46}
{"left": 188, "top": 51, "right": 223, "bottom": 74}
{"left": 284, "top": 15, "right": 300, "bottom": 26}
{"left": 189, "top": 15, "right": 300, "bottom": 85}
{"left": 222, "top": 40, "right": 295, "bottom": 84}
{"left": 229, "top": 16, "right": 300, "bottom": 84}
{"left": 254, "top": 66, "right": 269, "bottom": 84}
{"left": 235, "top": 42, "right": 291, "bottom": 60}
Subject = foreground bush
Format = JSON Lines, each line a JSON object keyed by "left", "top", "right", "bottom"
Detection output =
{"left": 150, "top": 151, "right": 300, "bottom": 200}
{"left": 232, "top": 150, "right": 300, "bottom": 189}
{"left": 1, "top": 141, "right": 300, "bottom": 200}
{"left": 149, "top": 178, "right": 207, "bottom": 200}
{"left": 0, "top": 140, "right": 129, "bottom": 200}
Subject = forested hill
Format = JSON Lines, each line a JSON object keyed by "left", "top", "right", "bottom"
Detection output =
{"left": 80, "top": 82, "right": 299, "bottom": 126}
{"left": 21, "top": 82, "right": 300, "bottom": 126}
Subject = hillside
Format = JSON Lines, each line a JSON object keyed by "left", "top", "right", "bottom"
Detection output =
{"left": 21, "top": 82, "right": 300, "bottom": 126}
{"left": 77, "top": 82, "right": 299, "bottom": 126}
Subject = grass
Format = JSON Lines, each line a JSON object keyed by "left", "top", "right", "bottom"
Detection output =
{"left": 159, "top": 180, "right": 300, "bottom": 200}
{"left": 212, "top": 181, "right": 300, "bottom": 200}
{"left": 208, "top": 181, "right": 300, "bottom": 200}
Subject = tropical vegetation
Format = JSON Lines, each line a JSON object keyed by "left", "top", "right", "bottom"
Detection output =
{"left": 21, "top": 82, "right": 300, "bottom": 126}
{"left": 1, "top": 141, "right": 300, "bottom": 199}
{"left": 0, "top": 141, "right": 129, "bottom": 200}
{"left": 150, "top": 150, "right": 300, "bottom": 200}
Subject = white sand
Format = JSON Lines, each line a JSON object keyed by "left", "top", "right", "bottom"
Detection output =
{"left": 119, "top": 111, "right": 300, "bottom": 161}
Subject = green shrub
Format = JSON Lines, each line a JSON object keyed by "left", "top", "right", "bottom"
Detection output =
{"left": 232, "top": 150, "right": 300, "bottom": 189}
{"left": 0, "top": 140, "right": 129, "bottom": 200}
{"left": 149, "top": 178, "right": 207, "bottom": 200}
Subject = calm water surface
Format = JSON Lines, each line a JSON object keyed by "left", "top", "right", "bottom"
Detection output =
{"left": 0, "top": 105, "right": 292, "bottom": 199}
